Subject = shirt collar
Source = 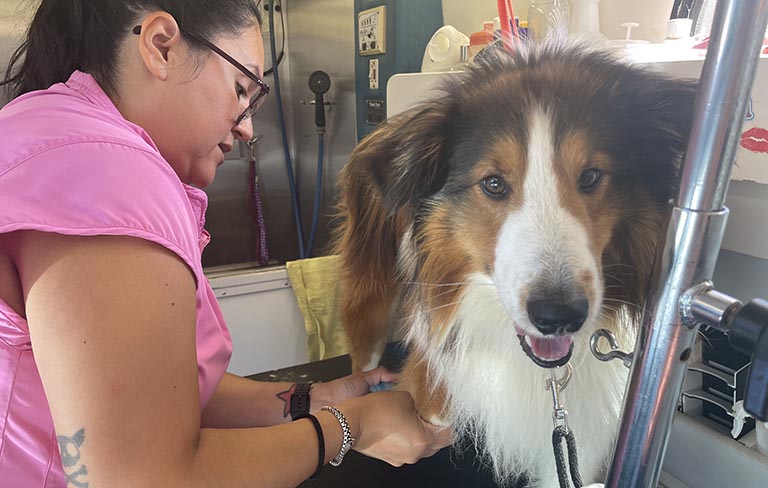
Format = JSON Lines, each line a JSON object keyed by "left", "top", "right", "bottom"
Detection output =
{"left": 65, "top": 70, "right": 211, "bottom": 235}
{"left": 64, "top": 70, "right": 124, "bottom": 119}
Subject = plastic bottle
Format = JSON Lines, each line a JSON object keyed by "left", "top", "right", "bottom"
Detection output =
{"left": 527, "top": 0, "right": 570, "bottom": 42}
{"left": 469, "top": 30, "right": 495, "bottom": 60}
{"left": 570, "top": 0, "right": 607, "bottom": 41}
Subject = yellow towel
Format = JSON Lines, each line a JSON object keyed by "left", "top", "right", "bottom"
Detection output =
{"left": 286, "top": 255, "right": 348, "bottom": 361}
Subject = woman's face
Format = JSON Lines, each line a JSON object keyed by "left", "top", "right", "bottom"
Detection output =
{"left": 152, "top": 24, "right": 266, "bottom": 188}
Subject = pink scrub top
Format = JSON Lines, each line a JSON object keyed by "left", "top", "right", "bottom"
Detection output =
{"left": 0, "top": 71, "right": 233, "bottom": 487}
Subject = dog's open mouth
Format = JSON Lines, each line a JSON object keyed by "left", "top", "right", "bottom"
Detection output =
{"left": 516, "top": 328, "right": 573, "bottom": 368}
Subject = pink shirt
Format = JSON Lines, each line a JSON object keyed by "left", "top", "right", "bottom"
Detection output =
{"left": 0, "top": 71, "right": 233, "bottom": 487}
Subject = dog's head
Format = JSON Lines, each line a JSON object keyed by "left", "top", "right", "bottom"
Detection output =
{"left": 351, "top": 45, "right": 697, "bottom": 368}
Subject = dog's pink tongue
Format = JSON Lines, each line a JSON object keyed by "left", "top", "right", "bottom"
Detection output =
{"left": 529, "top": 335, "right": 572, "bottom": 360}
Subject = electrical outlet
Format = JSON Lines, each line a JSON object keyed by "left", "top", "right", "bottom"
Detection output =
{"left": 358, "top": 6, "right": 386, "bottom": 56}
{"left": 369, "top": 58, "right": 379, "bottom": 90}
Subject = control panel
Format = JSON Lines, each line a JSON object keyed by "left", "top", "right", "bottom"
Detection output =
{"left": 358, "top": 6, "right": 386, "bottom": 55}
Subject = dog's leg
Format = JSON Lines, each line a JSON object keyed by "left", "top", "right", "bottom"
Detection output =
{"left": 341, "top": 275, "right": 395, "bottom": 373}
{"left": 398, "top": 354, "right": 449, "bottom": 426}
{"left": 336, "top": 161, "right": 403, "bottom": 373}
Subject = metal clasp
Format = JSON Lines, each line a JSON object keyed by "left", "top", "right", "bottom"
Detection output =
{"left": 590, "top": 329, "right": 633, "bottom": 369}
{"left": 545, "top": 364, "right": 573, "bottom": 432}
{"left": 246, "top": 135, "right": 262, "bottom": 155}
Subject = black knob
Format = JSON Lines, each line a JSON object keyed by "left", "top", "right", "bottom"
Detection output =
{"left": 728, "top": 299, "right": 768, "bottom": 422}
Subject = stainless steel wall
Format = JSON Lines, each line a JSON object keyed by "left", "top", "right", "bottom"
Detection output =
{"left": 203, "top": 0, "right": 358, "bottom": 269}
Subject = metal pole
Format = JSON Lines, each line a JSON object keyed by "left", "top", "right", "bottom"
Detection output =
{"left": 604, "top": 1, "right": 768, "bottom": 487}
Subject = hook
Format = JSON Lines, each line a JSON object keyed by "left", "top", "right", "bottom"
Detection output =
{"left": 590, "top": 329, "right": 633, "bottom": 369}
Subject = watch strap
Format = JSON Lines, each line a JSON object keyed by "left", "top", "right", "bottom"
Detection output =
{"left": 289, "top": 382, "right": 312, "bottom": 421}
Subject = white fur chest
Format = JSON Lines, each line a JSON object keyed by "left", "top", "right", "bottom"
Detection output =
{"left": 408, "top": 279, "right": 631, "bottom": 487}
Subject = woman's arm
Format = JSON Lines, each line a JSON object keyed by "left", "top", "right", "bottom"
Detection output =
{"left": 202, "top": 369, "right": 399, "bottom": 429}
{"left": 201, "top": 373, "right": 297, "bottom": 428}
{"left": 18, "top": 231, "right": 449, "bottom": 487}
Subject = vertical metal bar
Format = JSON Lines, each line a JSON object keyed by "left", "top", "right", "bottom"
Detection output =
{"left": 677, "top": 0, "right": 768, "bottom": 212}
{"left": 604, "top": 1, "right": 768, "bottom": 487}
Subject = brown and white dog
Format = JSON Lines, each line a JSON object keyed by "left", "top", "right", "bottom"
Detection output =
{"left": 334, "top": 44, "right": 696, "bottom": 486}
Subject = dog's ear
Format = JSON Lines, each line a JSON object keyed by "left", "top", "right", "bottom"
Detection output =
{"left": 604, "top": 76, "right": 699, "bottom": 314}
{"left": 643, "top": 77, "right": 699, "bottom": 165}
{"left": 613, "top": 75, "right": 699, "bottom": 201}
{"left": 351, "top": 103, "right": 452, "bottom": 213}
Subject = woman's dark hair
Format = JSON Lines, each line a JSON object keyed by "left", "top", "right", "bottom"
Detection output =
{"left": 1, "top": 0, "right": 263, "bottom": 100}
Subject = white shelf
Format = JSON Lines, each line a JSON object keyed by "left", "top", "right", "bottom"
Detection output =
{"left": 663, "top": 413, "right": 768, "bottom": 488}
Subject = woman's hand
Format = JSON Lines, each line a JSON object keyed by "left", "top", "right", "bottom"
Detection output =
{"left": 336, "top": 391, "right": 453, "bottom": 467}
{"left": 310, "top": 366, "right": 397, "bottom": 410}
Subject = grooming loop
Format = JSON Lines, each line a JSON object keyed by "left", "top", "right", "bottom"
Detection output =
{"left": 590, "top": 329, "right": 633, "bottom": 369}
{"left": 246, "top": 135, "right": 270, "bottom": 266}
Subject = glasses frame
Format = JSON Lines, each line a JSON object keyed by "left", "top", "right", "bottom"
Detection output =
{"left": 132, "top": 25, "right": 270, "bottom": 126}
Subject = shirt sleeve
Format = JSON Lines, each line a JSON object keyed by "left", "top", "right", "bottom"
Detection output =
{"left": 0, "top": 139, "right": 203, "bottom": 281}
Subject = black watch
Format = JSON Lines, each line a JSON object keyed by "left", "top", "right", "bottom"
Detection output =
{"left": 289, "top": 382, "right": 312, "bottom": 420}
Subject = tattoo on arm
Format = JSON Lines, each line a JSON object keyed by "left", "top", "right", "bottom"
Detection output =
{"left": 276, "top": 384, "right": 297, "bottom": 418}
{"left": 57, "top": 428, "right": 89, "bottom": 488}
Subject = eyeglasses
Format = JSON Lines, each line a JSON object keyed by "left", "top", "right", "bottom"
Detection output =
{"left": 132, "top": 25, "right": 270, "bottom": 126}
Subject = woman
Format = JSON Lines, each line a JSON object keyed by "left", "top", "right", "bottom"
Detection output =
{"left": 0, "top": 1, "right": 451, "bottom": 486}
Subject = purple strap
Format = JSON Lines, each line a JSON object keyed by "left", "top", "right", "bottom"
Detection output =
{"left": 249, "top": 159, "right": 269, "bottom": 266}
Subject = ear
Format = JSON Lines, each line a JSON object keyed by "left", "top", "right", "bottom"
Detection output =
{"left": 135, "top": 12, "right": 184, "bottom": 81}
{"left": 645, "top": 77, "right": 699, "bottom": 165}
{"left": 351, "top": 103, "right": 453, "bottom": 213}
{"left": 612, "top": 75, "right": 699, "bottom": 202}
{"left": 603, "top": 75, "right": 698, "bottom": 314}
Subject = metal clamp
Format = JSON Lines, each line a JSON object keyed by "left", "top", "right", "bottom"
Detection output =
{"left": 681, "top": 282, "right": 742, "bottom": 332}
{"left": 590, "top": 329, "right": 633, "bottom": 369}
{"left": 299, "top": 99, "right": 333, "bottom": 107}
{"left": 545, "top": 364, "right": 574, "bottom": 431}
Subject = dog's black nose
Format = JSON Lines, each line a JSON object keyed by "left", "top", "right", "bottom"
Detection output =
{"left": 526, "top": 298, "right": 589, "bottom": 335}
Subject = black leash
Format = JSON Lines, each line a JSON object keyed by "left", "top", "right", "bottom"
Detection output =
{"left": 545, "top": 364, "right": 583, "bottom": 488}
{"left": 552, "top": 425, "right": 583, "bottom": 488}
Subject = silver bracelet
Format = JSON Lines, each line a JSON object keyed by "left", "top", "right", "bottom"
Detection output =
{"left": 321, "top": 405, "right": 356, "bottom": 466}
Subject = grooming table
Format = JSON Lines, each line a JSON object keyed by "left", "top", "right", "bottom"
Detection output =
{"left": 247, "top": 344, "right": 516, "bottom": 488}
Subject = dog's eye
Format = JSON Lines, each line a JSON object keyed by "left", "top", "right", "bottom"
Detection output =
{"left": 578, "top": 168, "right": 603, "bottom": 194}
{"left": 480, "top": 175, "right": 509, "bottom": 199}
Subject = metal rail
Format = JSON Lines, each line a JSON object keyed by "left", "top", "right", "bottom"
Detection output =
{"left": 604, "top": 1, "right": 768, "bottom": 486}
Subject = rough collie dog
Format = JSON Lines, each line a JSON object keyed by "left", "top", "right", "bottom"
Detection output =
{"left": 335, "top": 45, "right": 696, "bottom": 486}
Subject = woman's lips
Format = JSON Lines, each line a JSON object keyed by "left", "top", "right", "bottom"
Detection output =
{"left": 740, "top": 127, "right": 768, "bottom": 153}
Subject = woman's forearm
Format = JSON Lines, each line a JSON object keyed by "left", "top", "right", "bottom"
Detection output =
{"left": 184, "top": 410, "right": 346, "bottom": 488}
{"left": 201, "top": 373, "right": 298, "bottom": 428}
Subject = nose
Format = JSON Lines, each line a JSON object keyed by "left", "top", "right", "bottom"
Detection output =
{"left": 233, "top": 115, "right": 254, "bottom": 142}
{"left": 526, "top": 296, "right": 589, "bottom": 335}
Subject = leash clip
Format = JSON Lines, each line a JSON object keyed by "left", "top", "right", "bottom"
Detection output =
{"left": 545, "top": 364, "right": 573, "bottom": 432}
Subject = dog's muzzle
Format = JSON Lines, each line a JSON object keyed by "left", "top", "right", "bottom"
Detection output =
{"left": 516, "top": 290, "right": 589, "bottom": 368}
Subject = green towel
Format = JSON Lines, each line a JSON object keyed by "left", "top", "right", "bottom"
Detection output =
{"left": 286, "top": 255, "right": 348, "bottom": 361}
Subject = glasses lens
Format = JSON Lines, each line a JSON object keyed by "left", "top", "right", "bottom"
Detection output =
{"left": 237, "top": 92, "right": 267, "bottom": 125}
